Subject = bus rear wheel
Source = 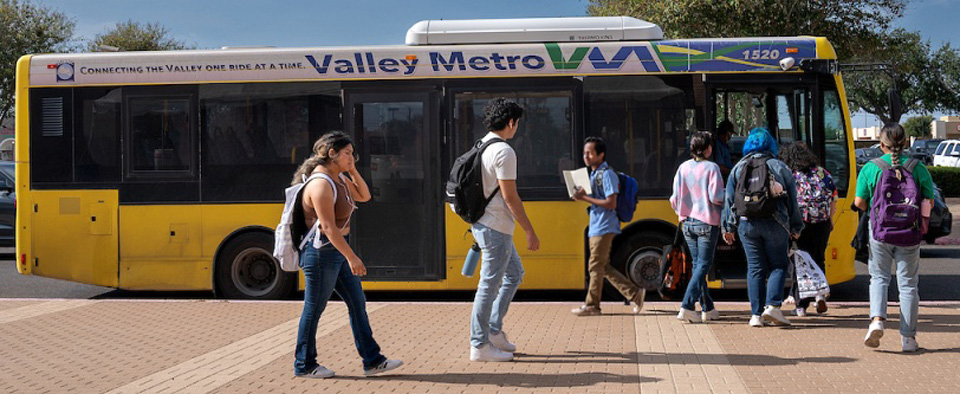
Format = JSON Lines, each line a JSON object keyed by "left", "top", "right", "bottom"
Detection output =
{"left": 215, "top": 232, "right": 296, "bottom": 300}
{"left": 612, "top": 230, "right": 673, "bottom": 292}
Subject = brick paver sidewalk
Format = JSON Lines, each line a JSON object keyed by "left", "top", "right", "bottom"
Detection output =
{"left": 1, "top": 299, "right": 958, "bottom": 393}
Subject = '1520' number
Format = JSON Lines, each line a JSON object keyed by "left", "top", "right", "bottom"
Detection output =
{"left": 742, "top": 49, "right": 780, "bottom": 60}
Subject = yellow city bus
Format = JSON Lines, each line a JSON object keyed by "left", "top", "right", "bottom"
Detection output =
{"left": 15, "top": 17, "right": 857, "bottom": 299}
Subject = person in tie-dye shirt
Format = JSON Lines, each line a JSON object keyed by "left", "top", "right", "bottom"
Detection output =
{"left": 779, "top": 142, "right": 837, "bottom": 317}
{"left": 670, "top": 131, "right": 725, "bottom": 323}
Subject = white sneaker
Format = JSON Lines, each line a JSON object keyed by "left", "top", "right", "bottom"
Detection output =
{"left": 901, "top": 336, "right": 919, "bottom": 353}
{"left": 701, "top": 309, "right": 720, "bottom": 322}
{"left": 784, "top": 295, "right": 796, "bottom": 305}
{"left": 470, "top": 344, "right": 513, "bottom": 362}
{"left": 864, "top": 320, "right": 884, "bottom": 348}
{"left": 676, "top": 308, "right": 701, "bottom": 323}
{"left": 571, "top": 305, "right": 601, "bottom": 316}
{"left": 295, "top": 365, "right": 335, "bottom": 379}
{"left": 749, "top": 315, "right": 765, "bottom": 327}
{"left": 761, "top": 306, "right": 791, "bottom": 326}
{"left": 364, "top": 359, "right": 403, "bottom": 377}
{"left": 489, "top": 331, "right": 517, "bottom": 353}
{"left": 795, "top": 307, "right": 807, "bottom": 317}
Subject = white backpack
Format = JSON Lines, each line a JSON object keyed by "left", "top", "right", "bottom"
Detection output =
{"left": 273, "top": 173, "right": 339, "bottom": 272}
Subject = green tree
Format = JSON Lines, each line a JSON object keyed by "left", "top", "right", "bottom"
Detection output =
{"left": 842, "top": 30, "right": 960, "bottom": 123}
{"left": 86, "top": 20, "right": 193, "bottom": 52}
{"left": 587, "top": 0, "right": 907, "bottom": 60}
{"left": 842, "top": 29, "right": 941, "bottom": 123}
{"left": 931, "top": 44, "right": 960, "bottom": 112}
{"left": 0, "top": 0, "right": 75, "bottom": 124}
{"left": 903, "top": 114, "right": 934, "bottom": 139}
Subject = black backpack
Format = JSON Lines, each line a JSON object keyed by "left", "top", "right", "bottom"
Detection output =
{"left": 734, "top": 155, "right": 777, "bottom": 219}
{"left": 445, "top": 138, "right": 505, "bottom": 223}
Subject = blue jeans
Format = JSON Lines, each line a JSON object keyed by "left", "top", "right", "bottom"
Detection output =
{"left": 868, "top": 235, "right": 921, "bottom": 337}
{"left": 738, "top": 218, "right": 790, "bottom": 316}
{"left": 470, "top": 223, "right": 524, "bottom": 348}
{"left": 294, "top": 236, "right": 386, "bottom": 374}
{"left": 681, "top": 218, "right": 719, "bottom": 312}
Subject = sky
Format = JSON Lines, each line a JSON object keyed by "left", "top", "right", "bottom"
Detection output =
{"left": 38, "top": 0, "right": 960, "bottom": 126}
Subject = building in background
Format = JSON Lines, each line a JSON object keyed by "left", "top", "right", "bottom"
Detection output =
{"left": 932, "top": 116, "right": 960, "bottom": 139}
{"left": 853, "top": 125, "right": 882, "bottom": 141}
{"left": 0, "top": 117, "right": 12, "bottom": 141}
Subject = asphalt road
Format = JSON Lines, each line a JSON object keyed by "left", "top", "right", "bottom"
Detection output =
{"left": 2, "top": 244, "right": 959, "bottom": 301}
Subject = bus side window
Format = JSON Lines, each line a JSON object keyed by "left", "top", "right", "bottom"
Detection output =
{"left": 29, "top": 88, "right": 74, "bottom": 184}
{"left": 584, "top": 75, "right": 701, "bottom": 198}
{"left": 76, "top": 88, "right": 121, "bottom": 183}
{"left": 126, "top": 96, "right": 194, "bottom": 175}
{"left": 452, "top": 86, "right": 576, "bottom": 200}
{"left": 199, "top": 82, "right": 341, "bottom": 202}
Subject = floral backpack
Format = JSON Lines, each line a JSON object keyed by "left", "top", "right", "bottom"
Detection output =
{"left": 794, "top": 166, "right": 836, "bottom": 224}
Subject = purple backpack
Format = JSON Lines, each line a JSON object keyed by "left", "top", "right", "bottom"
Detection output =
{"left": 869, "top": 157, "right": 922, "bottom": 247}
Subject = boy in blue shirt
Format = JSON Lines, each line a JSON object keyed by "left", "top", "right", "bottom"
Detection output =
{"left": 571, "top": 137, "right": 645, "bottom": 316}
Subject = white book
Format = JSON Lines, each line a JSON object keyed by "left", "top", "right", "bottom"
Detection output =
{"left": 562, "top": 167, "right": 592, "bottom": 198}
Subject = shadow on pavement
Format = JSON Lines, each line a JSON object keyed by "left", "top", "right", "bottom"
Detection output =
{"left": 337, "top": 372, "right": 658, "bottom": 387}
{"left": 90, "top": 289, "right": 589, "bottom": 302}
{"left": 92, "top": 290, "right": 215, "bottom": 299}
{"left": 644, "top": 306, "right": 960, "bottom": 334}
{"left": 512, "top": 350, "right": 856, "bottom": 366}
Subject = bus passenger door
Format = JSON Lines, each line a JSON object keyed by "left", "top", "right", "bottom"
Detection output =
{"left": 344, "top": 88, "right": 443, "bottom": 281}
{"left": 705, "top": 75, "right": 817, "bottom": 287}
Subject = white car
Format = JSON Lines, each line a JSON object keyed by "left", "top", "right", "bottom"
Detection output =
{"left": 932, "top": 140, "right": 960, "bottom": 167}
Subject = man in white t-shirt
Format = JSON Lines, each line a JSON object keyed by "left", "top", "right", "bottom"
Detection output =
{"left": 469, "top": 98, "right": 540, "bottom": 362}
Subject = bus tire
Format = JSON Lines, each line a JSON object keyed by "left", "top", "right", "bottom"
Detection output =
{"left": 612, "top": 230, "right": 673, "bottom": 293}
{"left": 215, "top": 232, "right": 296, "bottom": 300}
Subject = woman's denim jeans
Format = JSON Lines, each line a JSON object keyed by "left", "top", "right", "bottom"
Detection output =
{"left": 294, "top": 236, "right": 385, "bottom": 374}
{"left": 738, "top": 218, "right": 790, "bottom": 316}
{"left": 681, "top": 218, "right": 719, "bottom": 312}
{"left": 868, "top": 233, "right": 921, "bottom": 338}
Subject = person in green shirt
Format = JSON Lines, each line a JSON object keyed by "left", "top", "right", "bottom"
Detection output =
{"left": 853, "top": 123, "right": 934, "bottom": 353}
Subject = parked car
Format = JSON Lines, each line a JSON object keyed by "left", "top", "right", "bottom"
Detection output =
{"left": 0, "top": 161, "right": 14, "bottom": 247}
{"left": 927, "top": 181, "right": 952, "bottom": 244}
{"left": 855, "top": 147, "right": 883, "bottom": 172}
{"left": 911, "top": 139, "right": 943, "bottom": 165}
{"left": 933, "top": 139, "right": 960, "bottom": 167}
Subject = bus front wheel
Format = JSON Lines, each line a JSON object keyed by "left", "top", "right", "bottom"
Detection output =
{"left": 215, "top": 232, "right": 296, "bottom": 300}
{"left": 612, "top": 230, "right": 673, "bottom": 292}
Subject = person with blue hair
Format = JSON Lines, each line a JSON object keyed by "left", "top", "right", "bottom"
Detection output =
{"left": 741, "top": 126, "right": 780, "bottom": 157}
{"left": 721, "top": 127, "right": 804, "bottom": 327}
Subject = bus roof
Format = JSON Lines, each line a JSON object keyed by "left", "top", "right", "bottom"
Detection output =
{"left": 26, "top": 37, "right": 831, "bottom": 87}
{"left": 405, "top": 17, "right": 664, "bottom": 45}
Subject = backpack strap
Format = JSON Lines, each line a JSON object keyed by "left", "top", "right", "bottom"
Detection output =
{"left": 477, "top": 137, "right": 505, "bottom": 151}
{"left": 871, "top": 156, "right": 919, "bottom": 172}
{"left": 298, "top": 173, "right": 340, "bottom": 250}
{"left": 903, "top": 158, "right": 920, "bottom": 173}
{"left": 476, "top": 137, "right": 506, "bottom": 202}
{"left": 870, "top": 157, "right": 892, "bottom": 172}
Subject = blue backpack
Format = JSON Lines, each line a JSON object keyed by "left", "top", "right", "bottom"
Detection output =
{"left": 615, "top": 171, "right": 640, "bottom": 222}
